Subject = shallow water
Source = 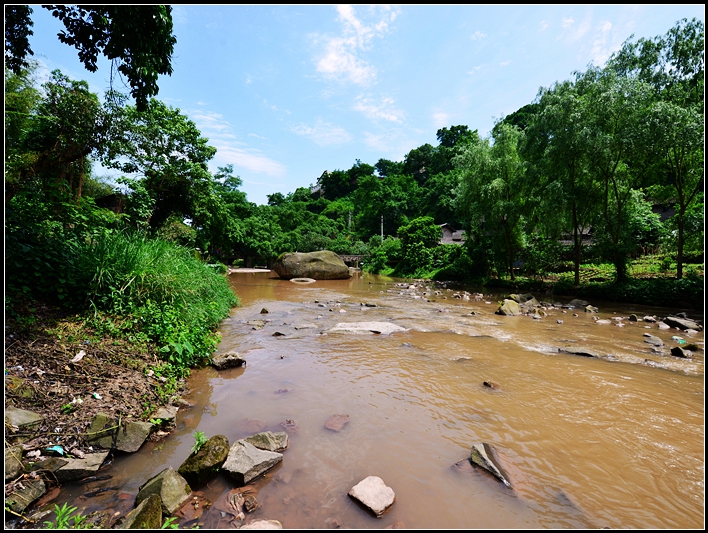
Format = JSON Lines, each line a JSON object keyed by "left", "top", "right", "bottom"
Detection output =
{"left": 45, "top": 271, "right": 704, "bottom": 528}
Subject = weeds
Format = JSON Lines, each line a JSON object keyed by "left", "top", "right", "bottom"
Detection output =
{"left": 43, "top": 502, "right": 88, "bottom": 529}
{"left": 192, "top": 431, "right": 208, "bottom": 454}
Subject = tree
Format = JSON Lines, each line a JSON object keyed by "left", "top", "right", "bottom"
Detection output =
{"left": 456, "top": 123, "right": 534, "bottom": 280}
{"left": 646, "top": 101, "right": 704, "bottom": 279}
{"left": 579, "top": 68, "right": 656, "bottom": 281}
{"left": 523, "top": 79, "right": 602, "bottom": 285}
{"left": 5, "top": 5, "right": 176, "bottom": 111}
{"left": 103, "top": 98, "right": 217, "bottom": 228}
{"left": 7, "top": 69, "right": 106, "bottom": 202}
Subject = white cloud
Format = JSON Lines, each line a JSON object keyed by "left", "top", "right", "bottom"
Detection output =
{"left": 470, "top": 30, "right": 487, "bottom": 41}
{"left": 590, "top": 20, "right": 615, "bottom": 65}
{"left": 468, "top": 64, "right": 484, "bottom": 74}
{"left": 248, "top": 133, "right": 267, "bottom": 140}
{"left": 353, "top": 95, "right": 405, "bottom": 123}
{"left": 432, "top": 111, "right": 452, "bottom": 130}
{"left": 499, "top": 60, "right": 512, "bottom": 67}
{"left": 539, "top": 20, "right": 549, "bottom": 32}
{"left": 312, "top": 5, "right": 400, "bottom": 85}
{"left": 561, "top": 17, "right": 575, "bottom": 29}
{"left": 292, "top": 119, "right": 352, "bottom": 146}
{"left": 362, "top": 131, "right": 413, "bottom": 160}
{"left": 190, "top": 110, "right": 287, "bottom": 177}
{"left": 171, "top": 6, "right": 188, "bottom": 25}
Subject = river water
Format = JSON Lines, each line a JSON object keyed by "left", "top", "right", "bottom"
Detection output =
{"left": 48, "top": 271, "right": 704, "bottom": 529}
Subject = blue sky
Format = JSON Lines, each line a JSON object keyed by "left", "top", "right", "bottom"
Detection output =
{"left": 25, "top": 4, "right": 704, "bottom": 205}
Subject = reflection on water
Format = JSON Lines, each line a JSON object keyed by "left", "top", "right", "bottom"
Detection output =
{"left": 49, "top": 271, "right": 705, "bottom": 529}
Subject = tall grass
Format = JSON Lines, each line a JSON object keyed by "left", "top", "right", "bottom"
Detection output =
{"left": 79, "top": 232, "right": 238, "bottom": 366}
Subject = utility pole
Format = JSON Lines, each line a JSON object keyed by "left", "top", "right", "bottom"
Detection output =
{"left": 381, "top": 215, "right": 384, "bottom": 242}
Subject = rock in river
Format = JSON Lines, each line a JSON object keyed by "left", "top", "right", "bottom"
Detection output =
{"left": 222, "top": 440, "right": 283, "bottom": 486}
{"left": 348, "top": 476, "right": 396, "bottom": 518}
{"left": 273, "top": 251, "right": 351, "bottom": 280}
{"left": 178, "top": 434, "right": 230, "bottom": 489}
{"left": 469, "top": 443, "right": 512, "bottom": 487}
{"left": 330, "top": 322, "right": 407, "bottom": 335}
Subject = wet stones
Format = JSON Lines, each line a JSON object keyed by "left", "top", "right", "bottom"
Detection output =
{"left": 5, "top": 477, "right": 46, "bottom": 514}
{"left": 663, "top": 316, "right": 702, "bottom": 331}
{"left": 348, "top": 476, "right": 396, "bottom": 518}
{"left": 53, "top": 451, "right": 111, "bottom": 484}
{"left": 5, "top": 445, "right": 24, "bottom": 482}
{"left": 329, "top": 322, "right": 407, "bottom": 335}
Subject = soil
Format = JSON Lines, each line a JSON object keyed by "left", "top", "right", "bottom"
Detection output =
{"left": 4, "top": 303, "right": 186, "bottom": 457}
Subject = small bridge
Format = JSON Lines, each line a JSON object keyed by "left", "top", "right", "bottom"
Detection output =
{"left": 338, "top": 254, "right": 367, "bottom": 268}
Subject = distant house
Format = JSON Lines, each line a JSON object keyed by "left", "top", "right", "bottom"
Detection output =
{"left": 439, "top": 223, "right": 466, "bottom": 245}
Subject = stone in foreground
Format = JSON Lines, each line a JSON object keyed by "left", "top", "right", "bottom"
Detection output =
{"left": 222, "top": 440, "right": 283, "bottom": 486}
{"left": 118, "top": 493, "right": 162, "bottom": 529}
{"left": 241, "top": 519, "right": 284, "bottom": 529}
{"left": 273, "top": 250, "right": 351, "bottom": 280}
{"left": 5, "top": 478, "right": 46, "bottom": 514}
{"left": 5, "top": 445, "right": 24, "bottom": 482}
{"left": 330, "top": 322, "right": 407, "bottom": 335}
{"left": 348, "top": 476, "right": 396, "bottom": 518}
{"left": 178, "top": 434, "right": 230, "bottom": 488}
{"left": 86, "top": 412, "right": 153, "bottom": 453}
{"left": 663, "top": 316, "right": 702, "bottom": 331}
{"left": 136, "top": 467, "right": 192, "bottom": 515}
{"left": 469, "top": 443, "right": 512, "bottom": 487}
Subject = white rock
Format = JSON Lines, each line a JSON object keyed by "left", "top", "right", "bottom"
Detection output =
{"left": 348, "top": 476, "right": 395, "bottom": 518}
{"left": 330, "top": 322, "right": 407, "bottom": 335}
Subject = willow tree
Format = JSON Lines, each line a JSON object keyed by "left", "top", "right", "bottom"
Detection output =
{"left": 456, "top": 123, "right": 534, "bottom": 280}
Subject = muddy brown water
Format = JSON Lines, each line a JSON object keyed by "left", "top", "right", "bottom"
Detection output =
{"left": 45, "top": 272, "right": 703, "bottom": 529}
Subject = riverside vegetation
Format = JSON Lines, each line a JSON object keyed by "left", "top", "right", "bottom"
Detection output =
{"left": 3, "top": 11, "right": 704, "bottom": 528}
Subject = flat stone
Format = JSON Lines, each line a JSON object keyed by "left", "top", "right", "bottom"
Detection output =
{"left": 348, "top": 476, "right": 396, "bottom": 518}
{"left": 241, "top": 520, "right": 284, "bottom": 529}
{"left": 657, "top": 322, "right": 671, "bottom": 330}
{"left": 558, "top": 346, "right": 601, "bottom": 358}
{"left": 330, "top": 322, "right": 407, "bottom": 335}
{"left": 643, "top": 334, "right": 664, "bottom": 347}
{"left": 5, "top": 478, "right": 46, "bottom": 513}
{"left": 54, "top": 452, "right": 110, "bottom": 483}
{"left": 136, "top": 467, "right": 192, "bottom": 516}
{"left": 469, "top": 443, "right": 512, "bottom": 487}
{"left": 222, "top": 440, "right": 283, "bottom": 486}
{"left": 324, "top": 414, "right": 350, "bottom": 432}
{"left": 244, "top": 431, "right": 289, "bottom": 453}
{"left": 5, "top": 445, "right": 24, "bottom": 482}
{"left": 212, "top": 351, "right": 247, "bottom": 370}
{"left": 664, "top": 316, "right": 702, "bottom": 331}
{"left": 118, "top": 493, "right": 162, "bottom": 529}
{"left": 153, "top": 405, "right": 179, "bottom": 428}
{"left": 5, "top": 405, "right": 45, "bottom": 431}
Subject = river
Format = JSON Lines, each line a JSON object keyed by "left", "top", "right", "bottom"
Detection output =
{"left": 49, "top": 271, "right": 704, "bottom": 529}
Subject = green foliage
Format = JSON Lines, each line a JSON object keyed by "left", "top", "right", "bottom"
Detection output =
{"left": 162, "top": 516, "right": 180, "bottom": 529}
{"left": 43, "top": 502, "right": 89, "bottom": 529}
{"left": 395, "top": 217, "right": 441, "bottom": 276}
{"left": 192, "top": 431, "right": 208, "bottom": 454}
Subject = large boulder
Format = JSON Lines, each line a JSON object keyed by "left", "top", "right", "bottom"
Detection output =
{"left": 178, "top": 435, "right": 230, "bottom": 488}
{"left": 496, "top": 299, "right": 521, "bottom": 316}
{"left": 273, "top": 251, "right": 351, "bottom": 280}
